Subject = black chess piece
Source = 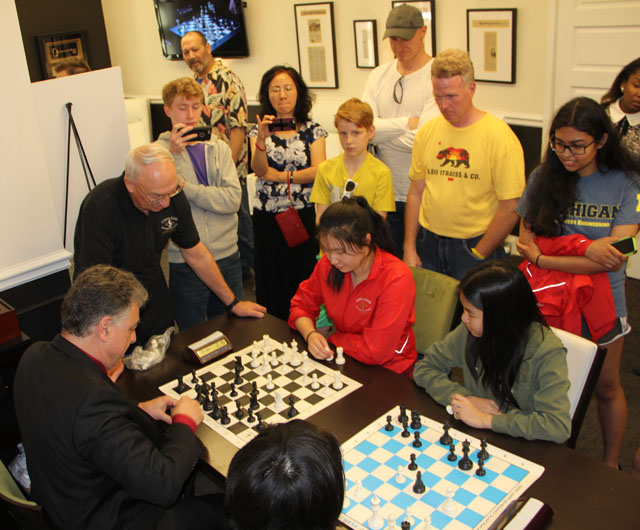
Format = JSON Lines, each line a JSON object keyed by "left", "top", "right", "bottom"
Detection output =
{"left": 194, "top": 382, "right": 201, "bottom": 394}
{"left": 234, "top": 400, "right": 244, "bottom": 420}
{"left": 287, "top": 395, "right": 298, "bottom": 418}
{"left": 412, "top": 470, "right": 426, "bottom": 494}
{"left": 234, "top": 365, "right": 243, "bottom": 386}
{"left": 191, "top": 369, "right": 197, "bottom": 383}
{"left": 401, "top": 521, "right": 411, "bottom": 530}
{"left": 398, "top": 403, "right": 408, "bottom": 423}
{"left": 440, "top": 422, "right": 453, "bottom": 446}
{"left": 210, "top": 397, "right": 221, "bottom": 420}
{"left": 230, "top": 383, "right": 238, "bottom": 397}
{"left": 249, "top": 390, "right": 259, "bottom": 410}
{"left": 196, "top": 389, "right": 206, "bottom": 406}
{"left": 385, "top": 415, "right": 394, "bottom": 431}
{"left": 478, "top": 438, "right": 490, "bottom": 461}
{"left": 256, "top": 412, "right": 265, "bottom": 433}
{"left": 203, "top": 392, "right": 213, "bottom": 411}
{"left": 408, "top": 453, "right": 418, "bottom": 471}
{"left": 458, "top": 440, "right": 473, "bottom": 471}
{"left": 247, "top": 407, "right": 255, "bottom": 423}
{"left": 412, "top": 431, "right": 422, "bottom": 448}
{"left": 220, "top": 406, "right": 230, "bottom": 425}
{"left": 476, "top": 455, "right": 486, "bottom": 477}
{"left": 176, "top": 376, "right": 188, "bottom": 393}
{"left": 410, "top": 410, "right": 421, "bottom": 430}
{"left": 401, "top": 419, "right": 410, "bottom": 438}
{"left": 447, "top": 442, "right": 457, "bottom": 462}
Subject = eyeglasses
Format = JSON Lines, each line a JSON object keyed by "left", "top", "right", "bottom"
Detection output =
{"left": 549, "top": 138, "right": 595, "bottom": 155}
{"left": 393, "top": 77, "right": 404, "bottom": 104}
{"left": 269, "top": 85, "right": 295, "bottom": 94}
{"left": 139, "top": 183, "right": 182, "bottom": 205}
{"left": 342, "top": 179, "right": 359, "bottom": 199}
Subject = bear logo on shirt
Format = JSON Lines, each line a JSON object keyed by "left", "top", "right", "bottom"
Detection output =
{"left": 437, "top": 147, "right": 470, "bottom": 168}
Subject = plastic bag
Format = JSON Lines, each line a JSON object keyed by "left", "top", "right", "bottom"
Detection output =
{"left": 123, "top": 326, "right": 175, "bottom": 371}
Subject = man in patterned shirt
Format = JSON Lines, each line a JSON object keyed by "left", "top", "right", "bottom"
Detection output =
{"left": 181, "top": 31, "right": 254, "bottom": 282}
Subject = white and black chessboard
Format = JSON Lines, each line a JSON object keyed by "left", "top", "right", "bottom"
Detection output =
{"left": 159, "top": 335, "right": 362, "bottom": 449}
{"left": 340, "top": 406, "right": 544, "bottom": 530}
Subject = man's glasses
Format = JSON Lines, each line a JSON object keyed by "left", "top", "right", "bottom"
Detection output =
{"left": 393, "top": 77, "right": 404, "bottom": 104}
{"left": 139, "top": 184, "right": 182, "bottom": 205}
{"left": 549, "top": 138, "right": 595, "bottom": 155}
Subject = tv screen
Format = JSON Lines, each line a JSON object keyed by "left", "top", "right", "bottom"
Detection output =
{"left": 154, "top": 0, "right": 249, "bottom": 59}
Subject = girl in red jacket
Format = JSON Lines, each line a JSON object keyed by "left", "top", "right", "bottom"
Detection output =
{"left": 289, "top": 197, "right": 417, "bottom": 376}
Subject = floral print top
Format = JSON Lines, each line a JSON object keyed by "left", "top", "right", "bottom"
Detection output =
{"left": 249, "top": 121, "right": 327, "bottom": 212}
{"left": 196, "top": 59, "right": 249, "bottom": 181}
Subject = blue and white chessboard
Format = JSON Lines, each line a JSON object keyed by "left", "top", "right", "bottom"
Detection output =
{"left": 159, "top": 335, "right": 362, "bottom": 449}
{"left": 340, "top": 406, "right": 544, "bottom": 530}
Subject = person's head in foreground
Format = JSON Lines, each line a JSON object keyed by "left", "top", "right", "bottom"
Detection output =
{"left": 334, "top": 98, "right": 375, "bottom": 159}
{"left": 225, "top": 420, "right": 344, "bottom": 530}
{"left": 459, "top": 261, "right": 544, "bottom": 409}
{"left": 52, "top": 57, "right": 91, "bottom": 77}
{"left": 317, "top": 197, "right": 395, "bottom": 291}
{"left": 162, "top": 76, "right": 205, "bottom": 128}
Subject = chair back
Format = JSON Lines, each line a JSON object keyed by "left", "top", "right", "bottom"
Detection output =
{"left": 550, "top": 327, "right": 606, "bottom": 449}
{"left": 410, "top": 266, "right": 460, "bottom": 354}
{"left": 0, "top": 460, "right": 52, "bottom": 529}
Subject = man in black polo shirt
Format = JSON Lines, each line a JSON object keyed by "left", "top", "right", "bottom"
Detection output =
{"left": 74, "top": 144, "right": 265, "bottom": 347}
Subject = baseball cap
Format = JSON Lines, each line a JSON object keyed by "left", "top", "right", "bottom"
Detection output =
{"left": 383, "top": 4, "right": 424, "bottom": 40}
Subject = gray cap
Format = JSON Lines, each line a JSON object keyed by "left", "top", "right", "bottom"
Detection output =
{"left": 383, "top": 4, "right": 424, "bottom": 40}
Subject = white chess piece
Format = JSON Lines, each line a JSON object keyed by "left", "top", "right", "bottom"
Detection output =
{"left": 422, "top": 514, "right": 432, "bottom": 530}
{"left": 290, "top": 349, "right": 301, "bottom": 367}
{"left": 335, "top": 346, "right": 345, "bottom": 365}
{"left": 273, "top": 391, "right": 284, "bottom": 411}
{"left": 311, "top": 373, "right": 320, "bottom": 390}
{"left": 302, "top": 351, "right": 309, "bottom": 371}
{"left": 250, "top": 344, "right": 259, "bottom": 368}
{"left": 332, "top": 370, "right": 343, "bottom": 390}
{"left": 271, "top": 350, "right": 279, "bottom": 367}
{"left": 265, "top": 374, "right": 274, "bottom": 390}
{"left": 291, "top": 339, "right": 298, "bottom": 353}
{"left": 261, "top": 353, "right": 269, "bottom": 374}
{"left": 386, "top": 514, "right": 397, "bottom": 529}
{"left": 446, "top": 404, "right": 454, "bottom": 416}
{"left": 322, "top": 376, "right": 331, "bottom": 396}
{"left": 354, "top": 479, "right": 364, "bottom": 501}
{"left": 403, "top": 507, "right": 414, "bottom": 527}
{"left": 443, "top": 486, "right": 455, "bottom": 514}
{"left": 368, "top": 495, "right": 384, "bottom": 530}
{"left": 395, "top": 465, "right": 406, "bottom": 484}
{"left": 262, "top": 334, "right": 270, "bottom": 350}
{"left": 283, "top": 344, "right": 291, "bottom": 364}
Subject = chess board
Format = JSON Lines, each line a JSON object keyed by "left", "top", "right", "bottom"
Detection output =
{"left": 159, "top": 336, "right": 362, "bottom": 449}
{"left": 340, "top": 406, "right": 544, "bottom": 530}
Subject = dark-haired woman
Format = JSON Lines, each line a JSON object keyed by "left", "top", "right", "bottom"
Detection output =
{"left": 516, "top": 97, "right": 640, "bottom": 464}
{"left": 413, "top": 261, "right": 571, "bottom": 443}
{"left": 249, "top": 65, "right": 327, "bottom": 320}
{"left": 601, "top": 57, "right": 640, "bottom": 160}
{"left": 289, "top": 198, "right": 416, "bottom": 375}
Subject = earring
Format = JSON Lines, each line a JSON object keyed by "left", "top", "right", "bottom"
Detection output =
{"left": 620, "top": 86, "right": 625, "bottom": 93}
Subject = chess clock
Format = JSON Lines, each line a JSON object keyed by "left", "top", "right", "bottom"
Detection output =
{"left": 183, "top": 331, "right": 233, "bottom": 365}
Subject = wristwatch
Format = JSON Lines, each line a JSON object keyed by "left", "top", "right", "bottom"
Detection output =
{"left": 226, "top": 297, "right": 240, "bottom": 313}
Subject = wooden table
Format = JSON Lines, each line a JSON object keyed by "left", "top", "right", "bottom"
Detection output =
{"left": 118, "top": 314, "right": 640, "bottom": 529}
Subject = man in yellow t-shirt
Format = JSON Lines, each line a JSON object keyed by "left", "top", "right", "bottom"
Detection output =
{"left": 404, "top": 49, "right": 525, "bottom": 280}
{"left": 311, "top": 98, "right": 395, "bottom": 223}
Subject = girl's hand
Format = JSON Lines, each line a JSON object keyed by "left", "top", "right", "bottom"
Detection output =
{"left": 256, "top": 114, "right": 275, "bottom": 143}
{"left": 466, "top": 396, "right": 500, "bottom": 415}
{"left": 450, "top": 394, "right": 493, "bottom": 429}
{"left": 516, "top": 237, "right": 542, "bottom": 264}
{"left": 585, "top": 236, "right": 627, "bottom": 269}
{"left": 306, "top": 331, "right": 334, "bottom": 360}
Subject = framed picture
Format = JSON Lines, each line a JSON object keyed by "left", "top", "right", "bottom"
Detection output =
{"left": 467, "top": 9, "right": 517, "bottom": 84}
{"left": 293, "top": 2, "right": 338, "bottom": 88}
{"left": 353, "top": 20, "right": 379, "bottom": 69}
{"left": 36, "top": 30, "right": 89, "bottom": 79}
{"left": 391, "top": 1, "right": 436, "bottom": 56}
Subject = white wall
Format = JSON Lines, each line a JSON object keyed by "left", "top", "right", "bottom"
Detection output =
{"left": 102, "top": 0, "right": 549, "bottom": 125}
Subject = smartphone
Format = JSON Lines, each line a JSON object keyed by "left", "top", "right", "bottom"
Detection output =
{"left": 268, "top": 117, "right": 296, "bottom": 132}
{"left": 610, "top": 236, "right": 638, "bottom": 256}
{"left": 181, "top": 126, "right": 212, "bottom": 142}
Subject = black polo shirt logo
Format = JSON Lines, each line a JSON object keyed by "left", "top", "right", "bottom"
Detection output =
{"left": 160, "top": 217, "right": 178, "bottom": 234}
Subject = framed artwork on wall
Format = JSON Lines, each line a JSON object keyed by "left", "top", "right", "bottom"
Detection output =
{"left": 391, "top": 0, "right": 436, "bottom": 56}
{"left": 294, "top": 2, "right": 339, "bottom": 88}
{"left": 36, "top": 30, "right": 89, "bottom": 79}
{"left": 354, "top": 20, "right": 379, "bottom": 69}
{"left": 467, "top": 9, "right": 517, "bottom": 84}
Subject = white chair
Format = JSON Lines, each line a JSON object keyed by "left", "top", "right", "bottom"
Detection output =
{"left": 551, "top": 327, "right": 606, "bottom": 448}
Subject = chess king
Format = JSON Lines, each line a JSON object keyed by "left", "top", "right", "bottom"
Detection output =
{"left": 14, "top": 265, "right": 230, "bottom": 530}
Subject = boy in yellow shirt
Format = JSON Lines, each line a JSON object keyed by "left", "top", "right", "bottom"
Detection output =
{"left": 311, "top": 98, "right": 395, "bottom": 223}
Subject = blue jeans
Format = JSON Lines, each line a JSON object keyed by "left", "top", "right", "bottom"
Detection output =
{"left": 169, "top": 251, "right": 243, "bottom": 331}
{"left": 237, "top": 181, "right": 254, "bottom": 277}
{"left": 386, "top": 201, "right": 406, "bottom": 258}
{"left": 416, "top": 227, "right": 507, "bottom": 281}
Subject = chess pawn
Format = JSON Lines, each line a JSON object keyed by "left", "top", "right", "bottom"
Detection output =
{"left": 271, "top": 350, "right": 279, "bottom": 367}
{"left": 332, "top": 370, "right": 343, "bottom": 390}
{"left": 422, "top": 515, "right": 432, "bottom": 530}
{"left": 301, "top": 351, "right": 309, "bottom": 371}
{"left": 335, "top": 345, "right": 345, "bottom": 365}
{"left": 386, "top": 514, "right": 397, "bottom": 529}
{"left": 403, "top": 507, "right": 414, "bottom": 527}
{"left": 311, "top": 373, "right": 320, "bottom": 390}
{"left": 395, "top": 464, "right": 406, "bottom": 484}
{"left": 262, "top": 334, "right": 270, "bottom": 350}
{"left": 250, "top": 345, "right": 259, "bottom": 368}
{"left": 265, "top": 374, "right": 275, "bottom": 390}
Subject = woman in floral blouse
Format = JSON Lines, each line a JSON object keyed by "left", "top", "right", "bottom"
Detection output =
{"left": 249, "top": 65, "right": 327, "bottom": 320}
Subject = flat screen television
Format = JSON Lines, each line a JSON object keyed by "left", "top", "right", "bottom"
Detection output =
{"left": 154, "top": 0, "right": 249, "bottom": 59}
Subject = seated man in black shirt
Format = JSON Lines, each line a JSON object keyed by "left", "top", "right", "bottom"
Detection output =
{"left": 14, "top": 265, "right": 230, "bottom": 530}
{"left": 73, "top": 144, "right": 265, "bottom": 348}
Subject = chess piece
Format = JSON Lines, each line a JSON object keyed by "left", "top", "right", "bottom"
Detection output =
{"left": 458, "top": 440, "right": 473, "bottom": 471}
{"left": 443, "top": 486, "right": 455, "bottom": 514}
{"left": 265, "top": 374, "right": 274, "bottom": 391}
{"left": 271, "top": 350, "right": 279, "bottom": 367}
{"left": 273, "top": 391, "right": 284, "bottom": 411}
{"left": 332, "top": 370, "right": 343, "bottom": 390}
{"left": 478, "top": 438, "right": 489, "bottom": 461}
{"left": 220, "top": 406, "right": 230, "bottom": 425}
{"left": 290, "top": 349, "right": 301, "bottom": 367}
{"left": 256, "top": 412, "right": 265, "bottom": 432}
{"left": 447, "top": 442, "right": 457, "bottom": 462}
{"left": 400, "top": 522, "right": 410, "bottom": 530}
{"left": 385, "top": 415, "right": 394, "bottom": 431}
{"left": 368, "top": 495, "right": 384, "bottom": 530}
{"left": 302, "top": 351, "right": 309, "bottom": 371}
{"left": 311, "top": 373, "right": 320, "bottom": 390}
{"left": 262, "top": 334, "right": 270, "bottom": 350}
{"left": 203, "top": 392, "right": 213, "bottom": 411}
{"left": 191, "top": 369, "right": 197, "bottom": 383}
{"left": 210, "top": 397, "right": 221, "bottom": 420}
{"left": 335, "top": 346, "right": 345, "bottom": 365}
{"left": 401, "top": 419, "right": 410, "bottom": 438}
{"left": 176, "top": 376, "right": 188, "bottom": 393}
{"left": 386, "top": 514, "right": 397, "bottom": 529}
{"left": 476, "top": 455, "right": 486, "bottom": 477}
{"left": 291, "top": 339, "right": 298, "bottom": 353}
{"left": 423, "top": 515, "right": 432, "bottom": 530}
{"left": 354, "top": 479, "right": 365, "bottom": 501}
{"left": 403, "top": 507, "right": 414, "bottom": 527}
{"left": 249, "top": 390, "right": 259, "bottom": 410}
{"left": 398, "top": 404, "right": 408, "bottom": 423}
{"left": 412, "top": 431, "right": 422, "bottom": 448}
{"left": 412, "top": 471, "right": 426, "bottom": 494}
{"left": 321, "top": 376, "right": 331, "bottom": 396}
{"left": 440, "top": 422, "right": 452, "bottom": 446}
{"left": 410, "top": 410, "right": 421, "bottom": 430}
{"left": 287, "top": 395, "right": 298, "bottom": 418}
{"left": 234, "top": 400, "right": 244, "bottom": 420}
{"left": 408, "top": 453, "right": 418, "bottom": 471}
{"left": 247, "top": 407, "right": 255, "bottom": 423}
{"left": 395, "top": 464, "right": 406, "bottom": 484}
{"left": 251, "top": 342, "right": 259, "bottom": 368}
{"left": 230, "top": 383, "right": 238, "bottom": 397}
